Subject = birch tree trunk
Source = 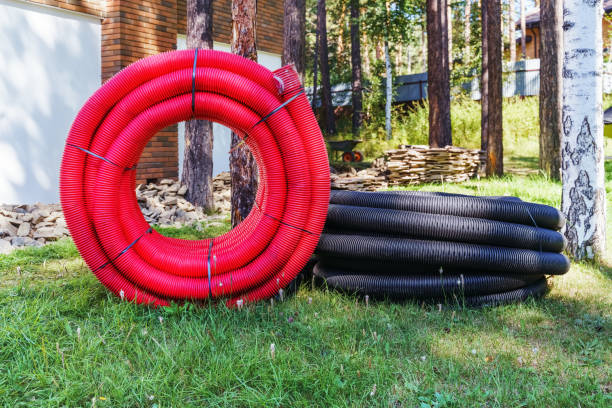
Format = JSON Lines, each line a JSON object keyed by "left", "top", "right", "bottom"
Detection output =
{"left": 406, "top": 45, "right": 412, "bottom": 74}
{"left": 384, "top": 40, "right": 392, "bottom": 140}
{"left": 396, "top": 44, "right": 402, "bottom": 74}
{"left": 427, "top": 0, "right": 452, "bottom": 147}
{"left": 539, "top": 0, "right": 562, "bottom": 180}
{"left": 317, "top": 0, "right": 336, "bottom": 134}
{"left": 509, "top": 0, "right": 516, "bottom": 63}
{"left": 520, "top": 0, "right": 526, "bottom": 59}
{"left": 282, "top": 0, "right": 306, "bottom": 83}
{"left": 363, "top": 31, "right": 371, "bottom": 76}
{"left": 350, "top": 0, "right": 363, "bottom": 136}
{"left": 421, "top": 22, "right": 427, "bottom": 71}
{"left": 464, "top": 0, "right": 471, "bottom": 64}
{"left": 183, "top": 0, "right": 214, "bottom": 211}
{"left": 562, "top": 0, "right": 606, "bottom": 259}
{"left": 230, "top": 0, "right": 258, "bottom": 227}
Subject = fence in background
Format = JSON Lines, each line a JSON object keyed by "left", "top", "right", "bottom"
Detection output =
{"left": 307, "top": 59, "right": 612, "bottom": 107}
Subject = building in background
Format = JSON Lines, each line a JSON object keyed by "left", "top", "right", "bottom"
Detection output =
{"left": 0, "top": 0, "right": 283, "bottom": 203}
{"left": 516, "top": 1, "right": 612, "bottom": 59}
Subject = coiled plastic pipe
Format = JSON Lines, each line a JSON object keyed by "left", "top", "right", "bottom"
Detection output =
{"left": 60, "top": 50, "right": 329, "bottom": 306}
{"left": 314, "top": 191, "right": 569, "bottom": 306}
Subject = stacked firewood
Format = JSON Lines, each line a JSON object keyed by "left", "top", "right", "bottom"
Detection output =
{"left": 384, "top": 145, "right": 485, "bottom": 185}
{"left": 330, "top": 167, "right": 388, "bottom": 191}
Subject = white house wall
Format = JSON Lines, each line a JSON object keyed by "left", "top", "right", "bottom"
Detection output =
{"left": 0, "top": 0, "right": 101, "bottom": 204}
{"left": 176, "top": 36, "right": 282, "bottom": 178}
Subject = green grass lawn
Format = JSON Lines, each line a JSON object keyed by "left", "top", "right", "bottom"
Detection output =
{"left": 1, "top": 167, "right": 611, "bottom": 406}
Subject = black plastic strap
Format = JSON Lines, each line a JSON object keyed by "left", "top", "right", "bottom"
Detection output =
{"left": 207, "top": 239, "right": 214, "bottom": 299}
{"left": 230, "top": 89, "right": 305, "bottom": 153}
{"left": 93, "top": 228, "right": 152, "bottom": 273}
{"left": 68, "top": 143, "right": 136, "bottom": 171}
{"left": 192, "top": 48, "right": 198, "bottom": 118}
{"left": 252, "top": 89, "right": 305, "bottom": 129}
{"left": 523, "top": 206, "right": 543, "bottom": 253}
{"left": 254, "top": 202, "right": 319, "bottom": 237}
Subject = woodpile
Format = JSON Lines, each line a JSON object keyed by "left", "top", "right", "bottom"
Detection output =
{"left": 329, "top": 145, "right": 485, "bottom": 191}
{"left": 383, "top": 145, "right": 485, "bottom": 185}
{"left": 330, "top": 167, "right": 387, "bottom": 191}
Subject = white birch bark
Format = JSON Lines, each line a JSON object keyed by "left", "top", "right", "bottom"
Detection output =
{"left": 562, "top": 0, "right": 606, "bottom": 259}
{"left": 509, "top": 0, "right": 516, "bottom": 63}
{"left": 385, "top": 40, "right": 392, "bottom": 139}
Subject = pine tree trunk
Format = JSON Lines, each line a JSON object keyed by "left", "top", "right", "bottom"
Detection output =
{"left": 447, "top": 0, "right": 453, "bottom": 68}
{"left": 312, "top": 26, "right": 319, "bottom": 111}
{"left": 427, "top": 0, "right": 452, "bottom": 147}
{"left": 350, "top": 0, "right": 363, "bottom": 136}
{"left": 464, "top": 0, "right": 471, "bottom": 64}
{"left": 384, "top": 40, "right": 392, "bottom": 139}
{"left": 500, "top": 1, "right": 505, "bottom": 56}
{"left": 562, "top": 0, "right": 606, "bottom": 259}
{"left": 483, "top": 0, "right": 503, "bottom": 176}
{"left": 282, "top": 0, "right": 306, "bottom": 83}
{"left": 509, "top": 0, "right": 516, "bottom": 63}
{"left": 520, "top": 0, "right": 526, "bottom": 59}
{"left": 230, "top": 0, "right": 258, "bottom": 227}
{"left": 183, "top": 0, "right": 214, "bottom": 210}
{"left": 481, "top": 0, "right": 489, "bottom": 151}
{"left": 317, "top": 0, "right": 336, "bottom": 134}
{"left": 539, "top": 0, "right": 562, "bottom": 180}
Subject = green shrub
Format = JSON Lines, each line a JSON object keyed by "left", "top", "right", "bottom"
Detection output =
{"left": 336, "top": 95, "right": 543, "bottom": 161}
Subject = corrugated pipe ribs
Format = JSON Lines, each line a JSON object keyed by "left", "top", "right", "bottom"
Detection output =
{"left": 60, "top": 50, "right": 329, "bottom": 307}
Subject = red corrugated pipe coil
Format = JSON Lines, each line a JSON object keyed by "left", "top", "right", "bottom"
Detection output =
{"left": 60, "top": 50, "right": 329, "bottom": 307}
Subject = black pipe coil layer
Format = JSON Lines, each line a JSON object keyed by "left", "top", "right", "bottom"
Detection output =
{"left": 313, "top": 264, "right": 541, "bottom": 297}
{"left": 315, "top": 191, "right": 569, "bottom": 306}
{"left": 329, "top": 190, "right": 565, "bottom": 230}
{"left": 326, "top": 204, "right": 566, "bottom": 252}
{"left": 316, "top": 234, "right": 570, "bottom": 275}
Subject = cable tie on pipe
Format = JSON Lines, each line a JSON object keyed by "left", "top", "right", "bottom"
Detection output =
{"left": 254, "top": 89, "right": 305, "bottom": 128}
{"left": 191, "top": 48, "right": 198, "bottom": 118}
{"left": 523, "top": 206, "right": 543, "bottom": 253}
{"left": 253, "top": 201, "right": 319, "bottom": 237}
{"left": 67, "top": 143, "right": 136, "bottom": 171}
{"left": 229, "top": 89, "right": 305, "bottom": 154}
{"left": 93, "top": 228, "right": 152, "bottom": 273}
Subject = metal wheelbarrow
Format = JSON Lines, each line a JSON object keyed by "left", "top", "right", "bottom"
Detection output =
{"left": 327, "top": 139, "right": 364, "bottom": 162}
